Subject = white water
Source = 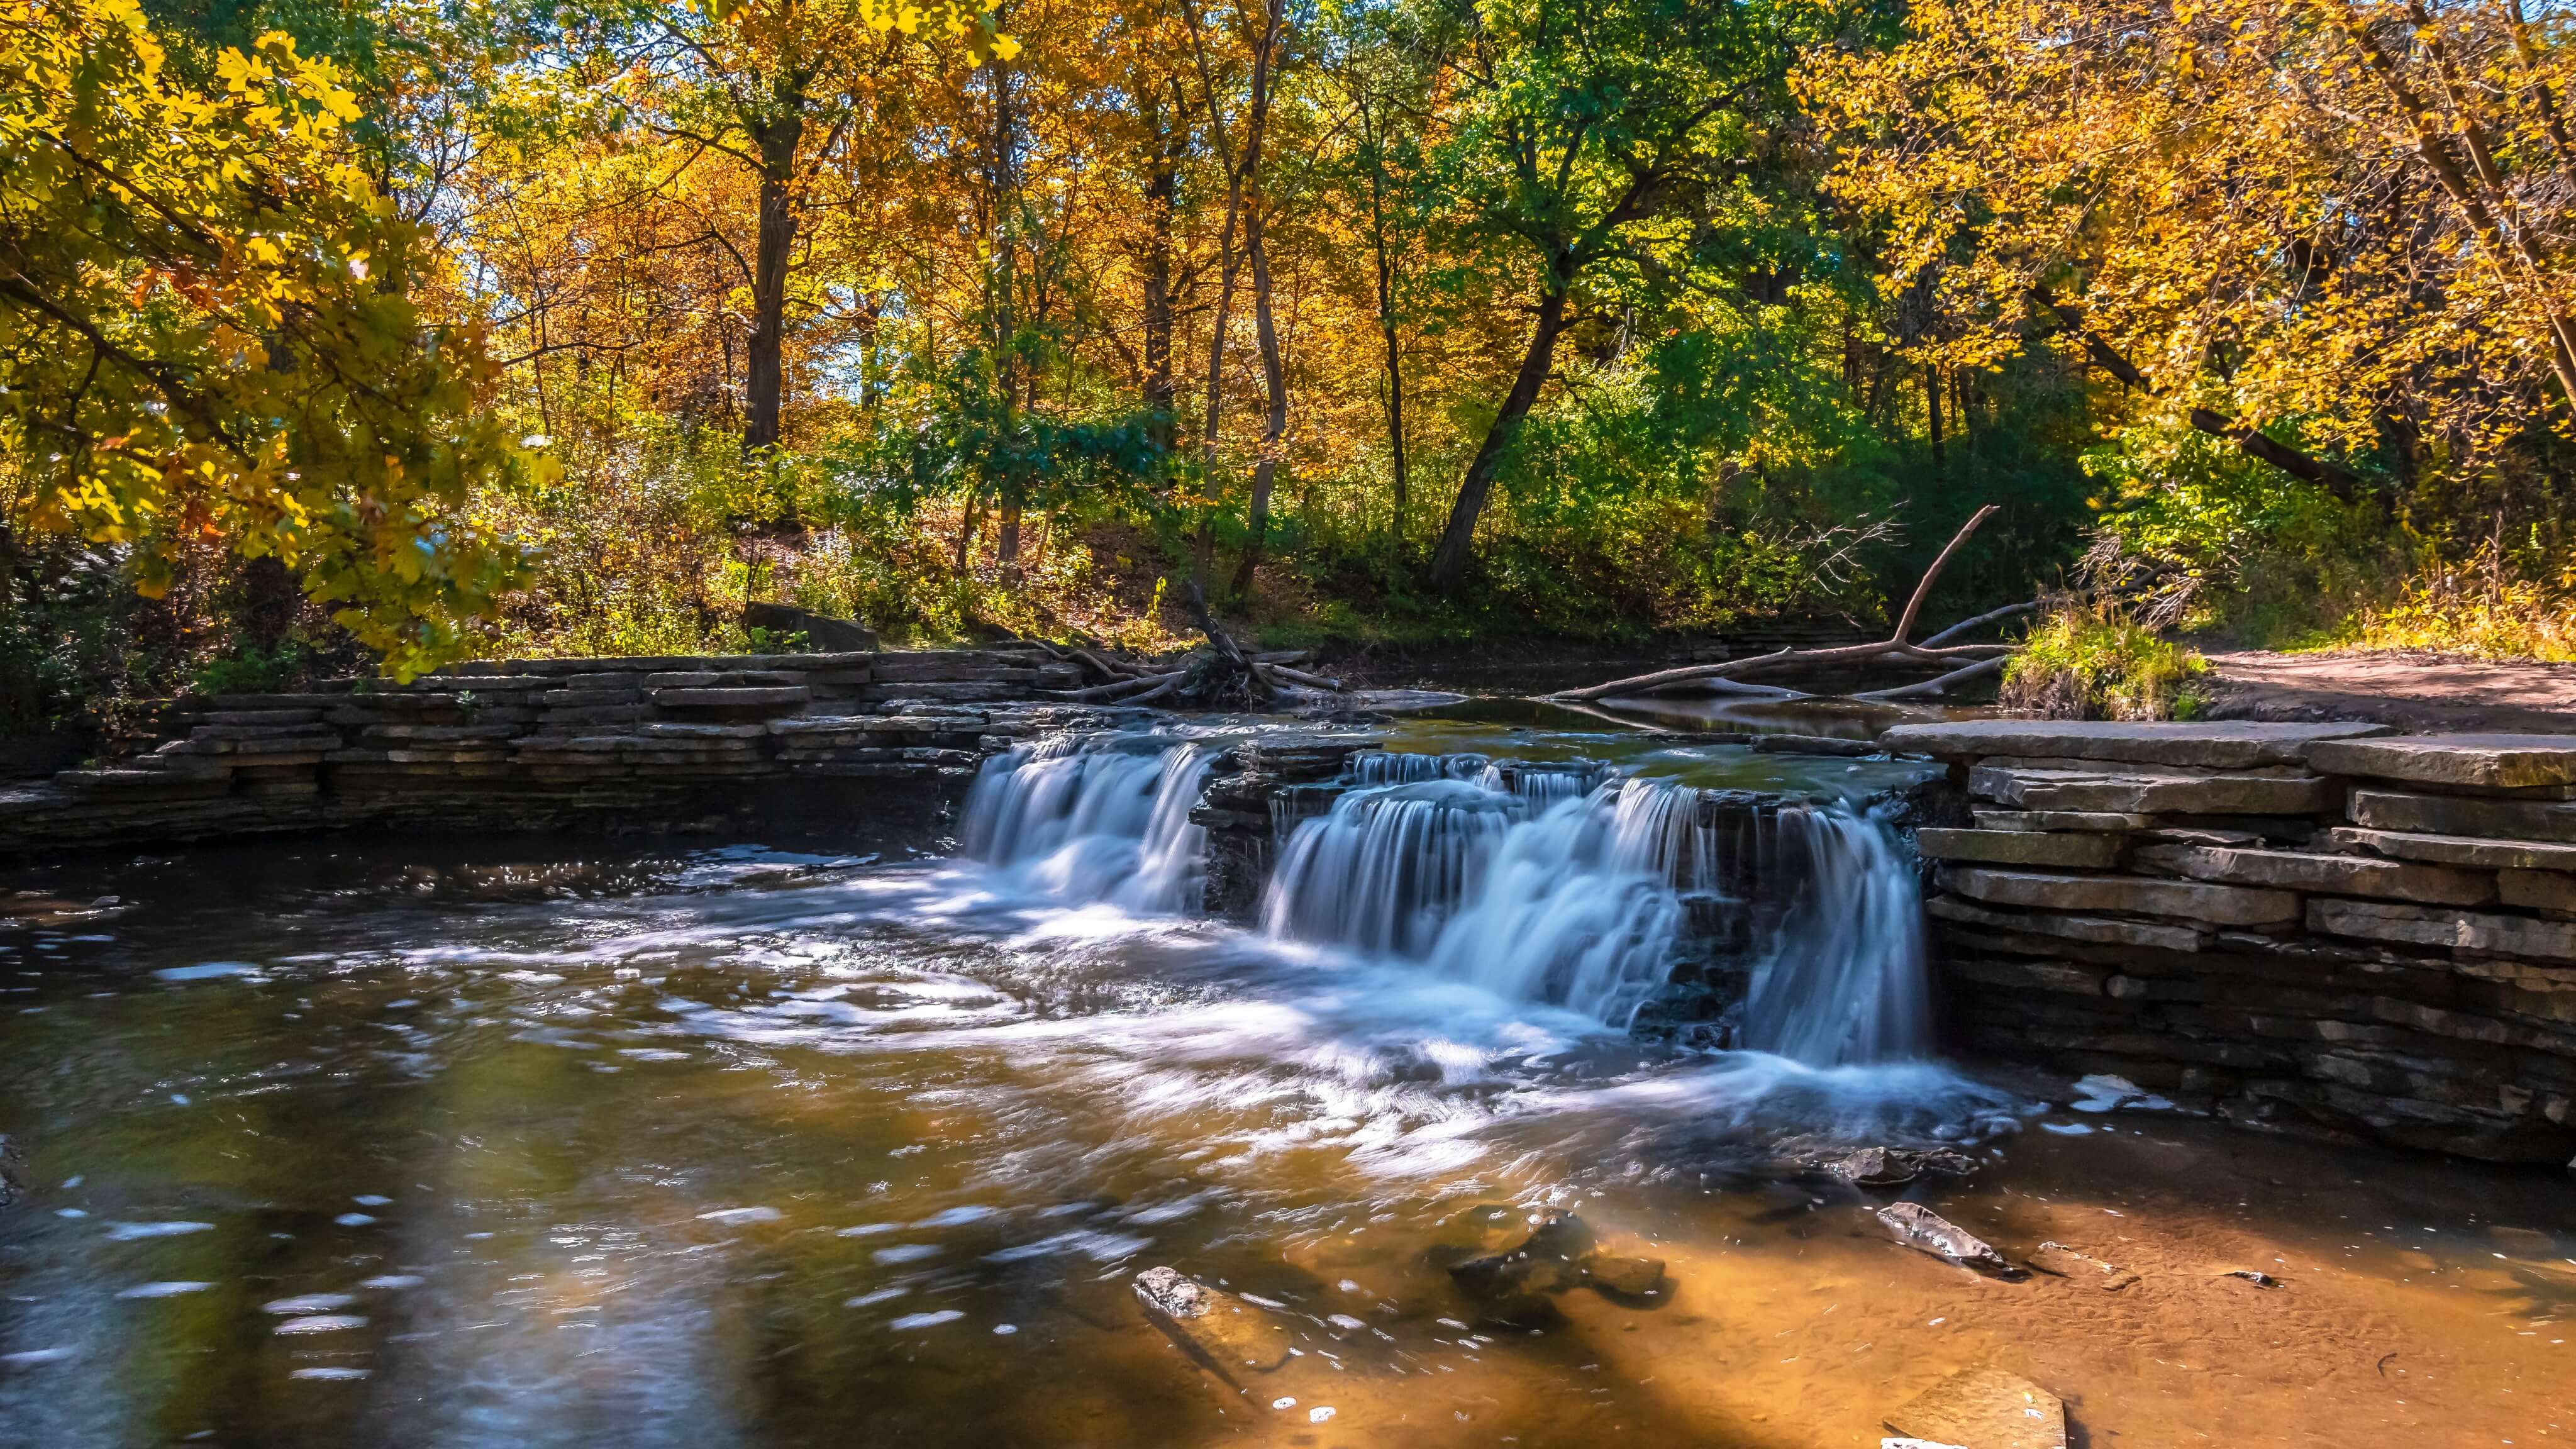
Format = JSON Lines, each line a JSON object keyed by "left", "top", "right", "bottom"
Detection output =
{"left": 965, "top": 737, "right": 1939, "bottom": 1065}
{"left": 960, "top": 734, "right": 1215, "bottom": 913}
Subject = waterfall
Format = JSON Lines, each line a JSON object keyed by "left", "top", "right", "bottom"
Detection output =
{"left": 1738, "top": 805, "right": 1933, "bottom": 1065}
{"left": 1263, "top": 755, "right": 1933, "bottom": 1058}
{"left": 961, "top": 735, "right": 1216, "bottom": 913}
{"left": 1263, "top": 770, "right": 1711, "bottom": 1025}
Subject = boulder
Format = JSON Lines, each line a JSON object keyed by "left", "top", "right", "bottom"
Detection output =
{"left": 2308, "top": 898, "right": 2576, "bottom": 962}
{"left": 2131, "top": 843, "right": 2496, "bottom": 906}
{"left": 1879, "top": 719, "right": 2385, "bottom": 769}
{"left": 1132, "top": 1267, "right": 1292, "bottom": 1374}
{"left": 2331, "top": 826, "right": 2576, "bottom": 872}
{"left": 1916, "top": 828, "right": 2126, "bottom": 870}
{"left": 1875, "top": 1202, "right": 2019, "bottom": 1276}
{"left": 2305, "top": 733, "right": 2576, "bottom": 791}
{"left": 1883, "top": 1367, "right": 2068, "bottom": 1449}
{"left": 2350, "top": 790, "right": 2576, "bottom": 845}
{"left": 740, "top": 601, "right": 877, "bottom": 652}
{"left": 1940, "top": 866, "right": 2301, "bottom": 926}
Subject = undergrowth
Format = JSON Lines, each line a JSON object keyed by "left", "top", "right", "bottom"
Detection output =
{"left": 2001, "top": 604, "right": 2209, "bottom": 720}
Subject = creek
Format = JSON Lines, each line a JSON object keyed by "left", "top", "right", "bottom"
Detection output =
{"left": 1, "top": 708, "right": 2570, "bottom": 1447}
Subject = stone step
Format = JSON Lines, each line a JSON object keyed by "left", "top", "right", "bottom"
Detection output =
{"left": 2132, "top": 842, "right": 2496, "bottom": 906}
{"left": 1939, "top": 865, "right": 2302, "bottom": 924}
{"left": 1916, "top": 827, "right": 2126, "bottom": 869}
{"left": 1971, "top": 765, "right": 2333, "bottom": 816}
{"left": 2349, "top": 789, "right": 2576, "bottom": 845}
{"left": 650, "top": 686, "right": 811, "bottom": 709}
{"left": 1972, "top": 809, "right": 2154, "bottom": 833}
{"left": 2306, "top": 733, "right": 2576, "bottom": 791}
{"left": 1880, "top": 719, "right": 2387, "bottom": 769}
{"left": 2501, "top": 870, "right": 2576, "bottom": 914}
{"left": 2309, "top": 898, "right": 2576, "bottom": 962}
{"left": 1926, "top": 896, "right": 2204, "bottom": 952}
{"left": 2331, "top": 826, "right": 2576, "bottom": 872}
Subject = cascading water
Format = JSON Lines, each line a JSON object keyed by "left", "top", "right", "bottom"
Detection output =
{"left": 1264, "top": 760, "right": 1718, "bottom": 1026}
{"left": 961, "top": 735, "right": 1215, "bottom": 913}
{"left": 1262, "top": 750, "right": 1935, "bottom": 1063}
{"left": 1738, "top": 805, "right": 1933, "bottom": 1065}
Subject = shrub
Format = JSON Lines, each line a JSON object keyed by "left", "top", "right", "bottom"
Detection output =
{"left": 2001, "top": 603, "right": 2208, "bottom": 720}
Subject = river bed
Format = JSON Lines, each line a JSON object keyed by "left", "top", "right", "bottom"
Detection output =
{"left": 2, "top": 719, "right": 2572, "bottom": 1448}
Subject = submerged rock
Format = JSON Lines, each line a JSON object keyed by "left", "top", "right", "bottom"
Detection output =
{"left": 1882, "top": 1366, "right": 2067, "bottom": 1449}
{"left": 1875, "top": 1202, "right": 2019, "bottom": 1277}
{"left": 1447, "top": 1210, "right": 1594, "bottom": 1301}
{"left": 1577, "top": 1253, "right": 1667, "bottom": 1297}
{"left": 2028, "top": 1241, "right": 2137, "bottom": 1291}
{"left": 0, "top": 1135, "right": 20, "bottom": 1209}
{"left": 1444, "top": 1209, "right": 1666, "bottom": 1304}
{"left": 1132, "top": 1267, "right": 1292, "bottom": 1375}
{"left": 1822, "top": 1145, "right": 1977, "bottom": 1187}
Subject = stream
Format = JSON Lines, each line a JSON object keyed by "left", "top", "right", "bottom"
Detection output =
{"left": 1, "top": 708, "right": 2571, "bottom": 1447}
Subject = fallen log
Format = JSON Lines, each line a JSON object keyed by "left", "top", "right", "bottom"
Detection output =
{"left": 1552, "top": 506, "right": 2009, "bottom": 704}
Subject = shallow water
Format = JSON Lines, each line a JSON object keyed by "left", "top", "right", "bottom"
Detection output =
{"left": 3, "top": 731, "right": 2573, "bottom": 1448}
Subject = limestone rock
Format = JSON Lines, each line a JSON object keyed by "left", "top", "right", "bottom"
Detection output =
{"left": 1925, "top": 897, "right": 2203, "bottom": 953}
{"left": 1883, "top": 1367, "right": 2068, "bottom": 1449}
{"left": 2131, "top": 843, "right": 2496, "bottom": 906}
{"left": 1875, "top": 1202, "right": 2018, "bottom": 1276}
{"left": 1970, "top": 765, "right": 2332, "bottom": 816}
{"left": 1447, "top": 1209, "right": 1596, "bottom": 1300}
{"left": 1878, "top": 719, "right": 2385, "bottom": 769}
{"left": 2306, "top": 733, "right": 2576, "bottom": 791}
{"left": 2308, "top": 898, "right": 2576, "bottom": 962}
{"left": 2331, "top": 826, "right": 2576, "bottom": 872}
{"left": 1576, "top": 1253, "right": 1667, "bottom": 1296}
{"left": 1132, "top": 1267, "right": 1292, "bottom": 1374}
{"left": 2350, "top": 789, "right": 2576, "bottom": 845}
{"left": 1821, "top": 1146, "right": 1980, "bottom": 1187}
{"left": 1941, "top": 866, "right": 2301, "bottom": 926}
{"left": 2501, "top": 869, "right": 2576, "bottom": 914}
{"left": 1972, "top": 809, "right": 2154, "bottom": 833}
{"left": 1916, "top": 828, "right": 2125, "bottom": 870}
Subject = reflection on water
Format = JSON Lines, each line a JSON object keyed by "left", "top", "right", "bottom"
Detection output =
{"left": 3, "top": 756, "right": 2573, "bottom": 1445}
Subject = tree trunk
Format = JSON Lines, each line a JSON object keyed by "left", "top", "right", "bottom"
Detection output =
{"left": 1140, "top": 94, "right": 1182, "bottom": 450}
{"left": 743, "top": 110, "right": 804, "bottom": 457}
{"left": 1362, "top": 103, "right": 1407, "bottom": 545}
{"left": 1925, "top": 364, "right": 1945, "bottom": 473}
{"left": 1430, "top": 276, "right": 1570, "bottom": 591}
{"left": 1226, "top": 0, "right": 1286, "bottom": 602}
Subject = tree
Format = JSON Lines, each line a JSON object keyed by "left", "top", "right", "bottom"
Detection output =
{"left": 1, "top": 0, "right": 530, "bottom": 675}
{"left": 1423, "top": 0, "right": 1814, "bottom": 591}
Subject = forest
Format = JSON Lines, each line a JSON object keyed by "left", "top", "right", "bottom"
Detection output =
{"left": 5, "top": 0, "right": 2575, "bottom": 728}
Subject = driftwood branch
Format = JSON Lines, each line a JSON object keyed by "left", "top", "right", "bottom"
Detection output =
{"left": 1852, "top": 653, "right": 2010, "bottom": 701}
{"left": 1550, "top": 507, "right": 2012, "bottom": 704}
{"left": 1921, "top": 599, "right": 2038, "bottom": 647}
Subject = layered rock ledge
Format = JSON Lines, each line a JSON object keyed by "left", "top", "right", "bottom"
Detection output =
{"left": 1, "top": 647, "right": 1092, "bottom": 855}
{"left": 1883, "top": 721, "right": 2576, "bottom": 1163}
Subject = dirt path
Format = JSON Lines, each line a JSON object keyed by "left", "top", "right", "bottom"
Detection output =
{"left": 2199, "top": 648, "right": 2576, "bottom": 733}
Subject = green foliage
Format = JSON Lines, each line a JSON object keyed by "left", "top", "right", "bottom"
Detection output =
{"left": 2002, "top": 604, "right": 2208, "bottom": 721}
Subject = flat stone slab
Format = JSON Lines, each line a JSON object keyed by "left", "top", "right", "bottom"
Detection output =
{"left": 2309, "top": 898, "right": 2576, "bottom": 962}
{"left": 2501, "top": 869, "right": 2576, "bottom": 914}
{"left": 2349, "top": 789, "right": 2576, "bottom": 845}
{"left": 1972, "top": 765, "right": 2333, "bottom": 816}
{"left": 1941, "top": 865, "right": 2301, "bottom": 924}
{"left": 2331, "top": 826, "right": 2576, "bottom": 871}
{"left": 1973, "top": 809, "right": 2154, "bottom": 833}
{"left": 1918, "top": 828, "right": 2125, "bottom": 869}
{"left": 1927, "top": 896, "right": 2203, "bottom": 952}
{"left": 1879, "top": 719, "right": 2387, "bottom": 769}
{"left": 2132, "top": 843, "right": 2496, "bottom": 906}
{"left": 1884, "top": 1366, "right": 2068, "bottom": 1449}
{"left": 2306, "top": 733, "right": 2576, "bottom": 790}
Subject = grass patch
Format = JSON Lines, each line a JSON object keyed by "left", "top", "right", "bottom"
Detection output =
{"left": 2002, "top": 604, "right": 2209, "bottom": 720}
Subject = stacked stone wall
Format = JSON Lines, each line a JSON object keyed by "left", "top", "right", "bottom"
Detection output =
{"left": 1883, "top": 721, "right": 2576, "bottom": 1163}
{"left": 1, "top": 648, "right": 1084, "bottom": 855}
